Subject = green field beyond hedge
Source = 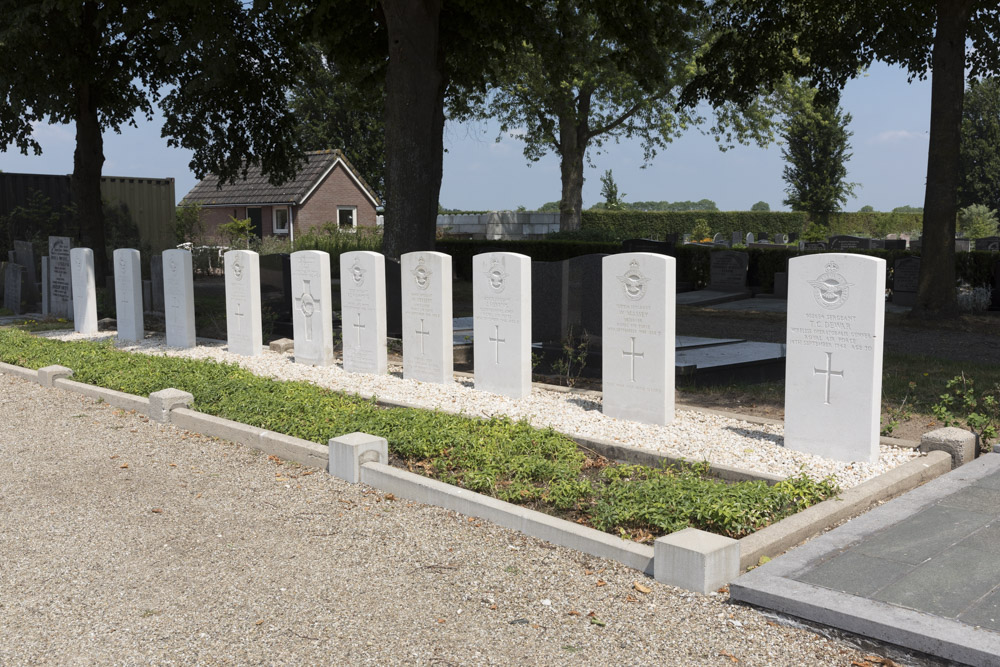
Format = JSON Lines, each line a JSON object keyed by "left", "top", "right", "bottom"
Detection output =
{"left": 0, "top": 328, "right": 838, "bottom": 541}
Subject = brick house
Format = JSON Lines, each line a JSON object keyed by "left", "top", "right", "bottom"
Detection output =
{"left": 180, "top": 149, "right": 381, "bottom": 240}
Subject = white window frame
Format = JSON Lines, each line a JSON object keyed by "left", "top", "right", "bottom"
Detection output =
{"left": 272, "top": 206, "right": 290, "bottom": 235}
{"left": 337, "top": 205, "right": 358, "bottom": 230}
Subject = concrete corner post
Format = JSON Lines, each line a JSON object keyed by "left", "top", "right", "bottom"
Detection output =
{"left": 37, "top": 365, "right": 73, "bottom": 388}
{"left": 920, "top": 427, "right": 977, "bottom": 469}
{"left": 654, "top": 527, "right": 740, "bottom": 594}
{"left": 328, "top": 432, "right": 388, "bottom": 483}
{"left": 148, "top": 388, "right": 194, "bottom": 423}
{"left": 269, "top": 338, "right": 294, "bottom": 353}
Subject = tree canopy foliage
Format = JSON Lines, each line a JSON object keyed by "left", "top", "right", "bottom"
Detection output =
{"left": 960, "top": 77, "right": 1000, "bottom": 214}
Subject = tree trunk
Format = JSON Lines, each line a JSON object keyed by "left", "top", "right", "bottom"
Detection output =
{"left": 72, "top": 2, "right": 107, "bottom": 284}
{"left": 380, "top": 0, "right": 445, "bottom": 261}
{"left": 911, "top": 0, "right": 971, "bottom": 319}
{"left": 558, "top": 113, "right": 587, "bottom": 232}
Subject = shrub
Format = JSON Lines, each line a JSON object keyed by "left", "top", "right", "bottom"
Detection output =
{"left": 958, "top": 204, "right": 999, "bottom": 239}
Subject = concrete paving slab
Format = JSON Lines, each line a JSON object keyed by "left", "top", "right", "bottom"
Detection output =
{"left": 850, "top": 503, "right": 994, "bottom": 565}
{"left": 938, "top": 484, "right": 1000, "bottom": 515}
{"left": 795, "top": 551, "right": 915, "bottom": 598}
{"left": 960, "top": 587, "right": 1000, "bottom": 632}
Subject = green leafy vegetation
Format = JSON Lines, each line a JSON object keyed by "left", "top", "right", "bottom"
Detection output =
{"left": 957, "top": 204, "right": 998, "bottom": 240}
{"left": 0, "top": 328, "right": 839, "bottom": 540}
{"left": 932, "top": 374, "right": 1000, "bottom": 454}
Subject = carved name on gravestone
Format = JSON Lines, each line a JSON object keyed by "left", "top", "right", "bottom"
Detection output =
{"left": 4, "top": 263, "right": 22, "bottom": 314}
{"left": 891, "top": 257, "right": 921, "bottom": 307}
{"left": 401, "top": 251, "right": 453, "bottom": 384}
{"left": 113, "top": 248, "right": 144, "bottom": 342}
{"left": 150, "top": 255, "right": 165, "bottom": 313}
{"left": 828, "top": 235, "right": 872, "bottom": 250}
{"left": 803, "top": 241, "right": 828, "bottom": 251}
{"left": 340, "top": 251, "right": 387, "bottom": 374}
{"left": 784, "top": 254, "right": 885, "bottom": 463}
{"left": 13, "top": 240, "right": 40, "bottom": 305}
{"left": 708, "top": 251, "right": 750, "bottom": 291}
{"left": 975, "top": 236, "right": 1000, "bottom": 252}
{"left": 70, "top": 248, "right": 98, "bottom": 334}
{"left": 224, "top": 249, "right": 262, "bottom": 356}
{"left": 473, "top": 252, "right": 531, "bottom": 398}
{"left": 290, "top": 250, "right": 334, "bottom": 366}
{"left": 48, "top": 236, "right": 73, "bottom": 318}
{"left": 163, "top": 249, "right": 196, "bottom": 348}
{"left": 602, "top": 252, "right": 675, "bottom": 425}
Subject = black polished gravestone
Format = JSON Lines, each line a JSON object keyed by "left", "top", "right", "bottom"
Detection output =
{"left": 976, "top": 236, "right": 1000, "bottom": 252}
{"left": 757, "top": 232, "right": 769, "bottom": 242}
{"left": 803, "top": 242, "right": 828, "bottom": 251}
{"left": 892, "top": 256, "right": 921, "bottom": 307}
{"left": 621, "top": 237, "right": 675, "bottom": 255}
{"left": 828, "top": 235, "right": 872, "bottom": 250}
{"left": 531, "top": 253, "right": 606, "bottom": 345}
{"left": 708, "top": 250, "right": 750, "bottom": 291}
{"left": 150, "top": 255, "right": 165, "bottom": 313}
{"left": 883, "top": 239, "right": 907, "bottom": 250}
{"left": 384, "top": 258, "right": 402, "bottom": 338}
{"left": 259, "top": 253, "right": 293, "bottom": 337}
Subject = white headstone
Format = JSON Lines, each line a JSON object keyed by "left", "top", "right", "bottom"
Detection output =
{"left": 784, "top": 253, "right": 885, "bottom": 463}
{"left": 48, "top": 236, "right": 73, "bottom": 318}
{"left": 113, "top": 248, "right": 144, "bottom": 342}
{"left": 291, "top": 250, "right": 334, "bottom": 366}
{"left": 602, "top": 253, "right": 675, "bottom": 425}
{"left": 401, "top": 251, "right": 453, "bottom": 384}
{"left": 163, "top": 249, "right": 197, "bottom": 348}
{"left": 473, "top": 252, "right": 531, "bottom": 398}
{"left": 70, "top": 248, "right": 97, "bottom": 334}
{"left": 224, "top": 249, "right": 262, "bottom": 356}
{"left": 339, "top": 251, "right": 387, "bottom": 374}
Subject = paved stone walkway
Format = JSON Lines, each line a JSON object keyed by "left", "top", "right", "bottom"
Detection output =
{"left": 732, "top": 454, "right": 1000, "bottom": 666}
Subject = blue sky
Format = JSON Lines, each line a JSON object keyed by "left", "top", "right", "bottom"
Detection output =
{"left": 0, "top": 62, "right": 931, "bottom": 212}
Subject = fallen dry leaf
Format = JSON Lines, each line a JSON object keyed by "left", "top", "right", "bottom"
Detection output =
{"left": 169, "top": 463, "right": 177, "bottom": 467}
{"left": 437, "top": 618, "right": 446, "bottom": 624}
{"left": 255, "top": 619, "right": 264, "bottom": 626}
{"left": 489, "top": 604, "right": 497, "bottom": 610}
{"left": 624, "top": 594, "right": 638, "bottom": 603}
{"left": 383, "top": 493, "right": 396, "bottom": 501}
{"left": 567, "top": 610, "right": 580, "bottom": 616}
{"left": 862, "top": 657, "right": 899, "bottom": 667}
{"left": 633, "top": 581, "right": 652, "bottom": 594}
{"left": 110, "top": 455, "right": 119, "bottom": 460}
{"left": 151, "top": 508, "right": 163, "bottom": 514}
{"left": 718, "top": 649, "right": 739, "bottom": 663}
{"left": 119, "top": 463, "right": 129, "bottom": 469}
{"left": 595, "top": 580, "right": 607, "bottom": 587}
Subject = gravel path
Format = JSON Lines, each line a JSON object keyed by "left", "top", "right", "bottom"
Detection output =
{"left": 0, "top": 373, "right": 878, "bottom": 665}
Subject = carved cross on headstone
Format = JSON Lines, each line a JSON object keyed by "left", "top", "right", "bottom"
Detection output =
{"left": 234, "top": 301, "right": 246, "bottom": 333}
{"left": 622, "top": 336, "right": 644, "bottom": 382}
{"left": 814, "top": 351, "right": 844, "bottom": 405}
{"left": 295, "top": 278, "right": 318, "bottom": 342}
{"left": 415, "top": 318, "right": 430, "bottom": 355}
{"left": 353, "top": 312, "right": 365, "bottom": 348}
{"left": 489, "top": 324, "right": 505, "bottom": 365}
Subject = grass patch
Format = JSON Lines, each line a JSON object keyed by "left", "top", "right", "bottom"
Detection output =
{"left": 0, "top": 328, "right": 839, "bottom": 540}
{"left": 5, "top": 317, "right": 75, "bottom": 332}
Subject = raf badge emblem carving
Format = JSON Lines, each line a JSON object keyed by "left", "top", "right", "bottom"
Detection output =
{"left": 411, "top": 256, "right": 432, "bottom": 290}
{"left": 485, "top": 257, "right": 507, "bottom": 293}
{"left": 809, "top": 261, "right": 853, "bottom": 310}
{"left": 233, "top": 259, "right": 244, "bottom": 281}
{"left": 617, "top": 260, "right": 648, "bottom": 300}
{"left": 350, "top": 257, "right": 366, "bottom": 286}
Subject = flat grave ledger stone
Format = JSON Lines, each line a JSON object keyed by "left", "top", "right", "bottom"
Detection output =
{"left": 290, "top": 250, "right": 334, "bottom": 366}
{"left": 891, "top": 256, "right": 921, "bottom": 307}
{"left": 3, "top": 263, "right": 22, "bottom": 314}
{"left": 401, "top": 251, "right": 453, "bottom": 384}
{"left": 224, "top": 249, "right": 263, "bottom": 356}
{"left": 828, "top": 235, "right": 872, "bottom": 250}
{"left": 162, "top": 249, "right": 196, "bottom": 348}
{"left": 975, "top": 236, "right": 1000, "bottom": 252}
{"left": 340, "top": 250, "right": 387, "bottom": 375}
{"left": 113, "top": 248, "right": 144, "bottom": 342}
{"left": 602, "top": 252, "right": 675, "bottom": 425}
{"left": 70, "top": 248, "right": 98, "bottom": 334}
{"left": 13, "top": 240, "right": 40, "bottom": 305}
{"left": 784, "top": 253, "right": 885, "bottom": 463}
{"left": 48, "top": 236, "right": 73, "bottom": 318}
{"left": 473, "top": 252, "right": 531, "bottom": 398}
{"left": 150, "top": 254, "right": 165, "bottom": 313}
{"left": 708, "top": 251, "right": 750, "bottom": 291}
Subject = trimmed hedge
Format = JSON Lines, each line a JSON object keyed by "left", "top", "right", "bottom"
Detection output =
{"left": 436, "top": 239, "right": 621, "bottom": 281}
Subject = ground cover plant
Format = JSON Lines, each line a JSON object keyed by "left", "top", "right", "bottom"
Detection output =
{"left": 0, "top": 328, "right": 838, "bottom": 541}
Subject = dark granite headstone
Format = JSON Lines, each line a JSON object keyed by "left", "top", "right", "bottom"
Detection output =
{"left": 48, "top": 236, "right": 73, "bottom": 318}
{"left": 621, "top": 238, "right": 674, "bottom": 256}
{"left": 992, "top": 261, "right": 1000, "bottom": 310}
{"left": 909, "top": 239, "right": 922, "bottom": 251}
{"left": 869, "top": 239, "right": 885, "bottom": 249}
{"left": 789, "top": 232, "right": 800, "bottom": 243}
{"left": 566, "top": 254, "right": 605, "bottom": 338}
{"left": 883, "top": 239, "right": 907, "bottom": 250}
{"left": 150, "top": 255, "right": 165, "bottom": 313}
{"left": 708, "top": 251, "right": 750, "bottom": 291}
{"left": 829, "top": 235, "right": 872, "bottom": 250}
{"left": 892, "top": 257, "right": 921, "bottom": 306}
{"left": 13, "top": 240, "right": 40, "bottom": 305}
{"left": 385, "top": 258, "right": 402, "bottom": 338}
{"left": 955, "top": 238, "right": 971, "bottom": 253}
{"left": 531, "top": 260, "right": 568, "bottom": 343}
{"left": 4, "top": 263, "right": 23, "bottom": 314}
{"left": 803, "top": 242, "right": 828, "bottom": 251}
{"left": 975, "top": 236, "right": 1000, "bottom": 252}
{"left": 757, "top": 232, "right": 769, "bottom": 242}
{"left": 259, "top": 253, "right": 292, "bottom": 335}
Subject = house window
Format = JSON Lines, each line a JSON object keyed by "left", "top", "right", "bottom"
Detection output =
{"left": 273, "top": 207, "right": 290, "bottom": 235}
{"left": 338, "top": 206, "right": 357, "bottom": 229}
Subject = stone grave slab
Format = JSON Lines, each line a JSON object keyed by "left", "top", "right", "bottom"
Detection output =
{"left": 70, "top": 248, "right": 98, "bottom": 334}
{"left": 224, "top": 249, "right": 263, "bottom": 356}
{"left": 340, "top": 251, "right": 387, "bottom": 375}
{"left": 4, "top": 263, "right": 22, "bottom": 314}
{"left": 401, "top": 251, "right": 453, "bottom": 384}
{"left": 113, "top": 248, "right": 144, "bottom": 342}
{"left": 676, "top": 251, "right": 751, "bottom": 307}
{"left": 150, "top": 254, "right": 165, "bottom": 313}
{"left": 48, "top": 236, "right": 73, "bottom": 318}
{"left": 290, "top": 250, "right": 334, "bottom": 366}
{"left": 473, "top": 252, "right": 531, "bottom": 398}
{"left": 892, "top": 256, "right": 920, "bottom": 307}
{"left": 602, "top": 252, "right": 675, "bottom": 425}
{"left": 785, "top": 253, "right": 885, "bottom": 463}
{"left": 162, "top": 249, "right": 196, "bottom": 348}
{"left": 13, "top": 240, "right": 40, "bottom": 306}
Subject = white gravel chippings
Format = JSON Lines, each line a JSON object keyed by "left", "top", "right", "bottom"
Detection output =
{"left": 0, "top": 373, "right": 881, "bottom": 664}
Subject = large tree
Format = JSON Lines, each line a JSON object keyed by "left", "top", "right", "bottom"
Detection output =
{"left": 686, "top": 1, "right": 1000, "bottom": 319}
{"left": 0, "top": 1, "right": 304, "bottom": 282}
{"left": 959, "top": 77, "right": 1000, "bottom": 214}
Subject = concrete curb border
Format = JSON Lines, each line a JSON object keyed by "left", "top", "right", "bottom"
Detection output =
{"left": 0, "top": 359, "right": 950, "bottom": 589}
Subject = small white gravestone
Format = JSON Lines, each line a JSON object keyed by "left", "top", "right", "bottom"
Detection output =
{"left": 70, "top": 247, "right": 98, "bottom": 334}
{"left": 162, "top": 249, "right": 196, "bottom": 348}
{"left": 290, "top": 250, "right": 334, "bottom": 366}
{"left": 473, "top": 252, "right": 531, "bottom": 398}
{"left": 401, "top": 251, "right": 453, "bottom": 384}
{"left": 224, "top": 249, "right": 263, "bottom": 356}
{"left": 602, "top": 253, "right": 675, "bottom": 425}
{"left": 340, "top": 251, "right": 387, "bottom": 374}
{"left": 113, "top": 248, "right": 144, "bottom": 342}
{"left": 784, "top": 253, "right": 885, "bottom": 463}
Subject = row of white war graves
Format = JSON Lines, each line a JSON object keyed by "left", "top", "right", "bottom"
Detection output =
{"left": 68, "top": 245, "right": 885, "bottom": 465}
